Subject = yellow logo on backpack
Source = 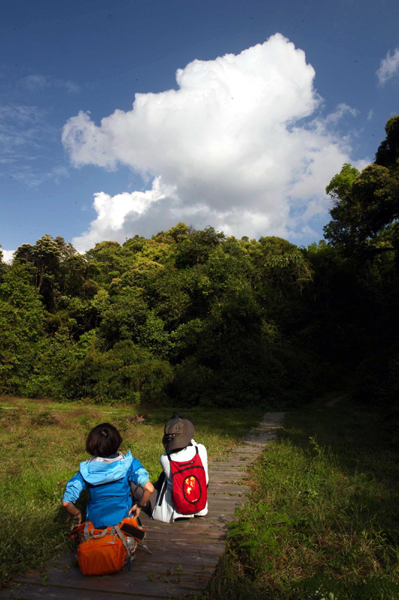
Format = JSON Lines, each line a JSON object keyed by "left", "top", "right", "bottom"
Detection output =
{"left": 70, "top": 517, "right": 146, "bottom": 576}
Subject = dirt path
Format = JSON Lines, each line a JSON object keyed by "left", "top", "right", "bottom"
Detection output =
{"left": 1, "top": 412, "right": 284, "bottom": 600}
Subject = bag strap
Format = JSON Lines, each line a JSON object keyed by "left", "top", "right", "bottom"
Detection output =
{"left": 83, "top": 522, "right": 91, "bottom": 542}
{"left": 120, "top": 522, "right": 146, "bottom": 541}
{"left": 168, "top": 445, "right": 199, "bottom": 464}
{"left": 83, "top": 523, "right": 110, "bottom": 542}
{"left": 157, "top": 477, "right": 167, "bottom": 507}
{"left": 114, "top": 525, "right": 132, "bottom": 558}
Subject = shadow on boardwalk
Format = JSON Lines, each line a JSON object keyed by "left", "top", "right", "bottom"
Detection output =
{"left": 1, "top": 413, "right": 284, "bottom": 600}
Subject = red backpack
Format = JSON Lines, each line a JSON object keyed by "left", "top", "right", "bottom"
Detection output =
{"left": 168, "top": 446, "right": 207, "bottom": 515}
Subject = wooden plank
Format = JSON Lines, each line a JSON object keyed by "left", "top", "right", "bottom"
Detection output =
{"left": 214, "top": 452, "right": 257, "bottom": 459}
{"left": 237, "top": 448, "right": 261, "bottom": 452}
{"left": 17, "top": 567, "right": 211, "bottom": 591}
{"left": 208, "top": 499, "right": 245, "bottom": 506}
{"left": 208, "top": 483, "right": 250, "bottom": 490}
{"left": 146, "top": 531, "right": 225, "bottom": 541}
{"left": 0, "top": 581, "right": 204, "bottom": 600}
{"left": 208, "top": 483, "right": 249, "bottom": 489}
{"left": 209, "top": 464, "right": 247, "bottom": 469}
{"left": 143, "top": 520, "right": 226, "bottom": 532}
{"left": 209, "top": 468, "right": 247, "bottom": 473}
{"left": 209, "top": 466, "right": 248, "bottom": 471}
{"left": 145, "top": 518, "right": 211, "bottom": 529}
{"left": 141, "top": 517, "right": 227, "bottom": 532}
{"left": 208, "top": 491, "right": 248, "bottom": 497}
{"left": 131, "top": 548, "right": 224, "bottom": 566}
{"left": 209, "top": 493, "right": 247, "bottom": 500}
{"left": 144, "top": 529, "right": 227, "bottom": 541}
{"left": 209, "top": 470, "right": 249, "bottom": 476}
{"left": 132, "top": 540, "right": 225, "bottom": 553}
{"left": 64, "top": 544, "right": 224, "bottom": 566}
{"left": 45, "top": 553, "right": 216, "bottom": 575}
{"left": 212, "top": 457, "right": 254, "bottom": 464}
{"left": 209, "top": 499, "right": 245, "bottom": 505}
{"left": 209, "top": 496, "right": 244, "bottom": 503}
{"left": 106, "top": 561, "right": 215, "bottom": 574}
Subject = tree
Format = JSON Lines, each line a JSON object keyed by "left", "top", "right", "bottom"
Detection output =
{"left": 84, "top": 241, "right": 123, "bottom": 285}
{"left": 176, "top": 226, "right": 226, "bottom": 268}
{"left": 324, "top": 116, "right": 399, "bottom": 266}
{"left": 375, "top": 115, "right": 399, "bottom": 170}
{"left": 323, "top": 163, "right": 360, "bottom": 248}
{"left": 0, "top": 246, "right": 8, "bottom": 280}
{"left": 0, "top": 267, "right": 45, "bottom": 394}
{"left": 13, "top": 235, "right": 78, "bottom": 310}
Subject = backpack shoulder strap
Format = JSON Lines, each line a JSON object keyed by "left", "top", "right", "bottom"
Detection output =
{"left": 114, "top": 525, "right": 133, "bottom": 557}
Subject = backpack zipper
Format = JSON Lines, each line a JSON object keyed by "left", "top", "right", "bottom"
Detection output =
{"left": 171, "top": 465, "right": 205, "bottom": 476}
{"left": 173, "top": 459, "right": 195, "bottom": 467}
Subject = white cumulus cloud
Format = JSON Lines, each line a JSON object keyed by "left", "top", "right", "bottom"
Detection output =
{"left": 63, "top": 34, "right": 360, "bottom": 251}
{"left": 1, "top": 249, "right": 14, "bottom": 264}
{"left": 376, "top": 48, "right": 399, "bottom": 85}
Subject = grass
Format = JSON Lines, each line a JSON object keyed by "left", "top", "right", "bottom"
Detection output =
{"left": 207, "top": 396, "right": 399, "bottom": 600}
{"left": 0, "top": 396, "right": 263, "bottom": 588}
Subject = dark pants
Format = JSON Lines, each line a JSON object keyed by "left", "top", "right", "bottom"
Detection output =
{"left": 130, "top": 472, "right": 165, "bottom": 515}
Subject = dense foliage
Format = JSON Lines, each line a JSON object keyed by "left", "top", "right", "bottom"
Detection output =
{"left": 1, "top": 115, "right": 398, "bottom": 408}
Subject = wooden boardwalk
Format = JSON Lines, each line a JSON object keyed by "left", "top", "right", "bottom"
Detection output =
{"left": 1, "top": 413, "right": 284, "bottom": 600}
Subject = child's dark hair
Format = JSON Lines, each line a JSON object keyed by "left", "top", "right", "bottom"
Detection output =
{"left": 86, "top": 423, "right": 122, "bottom": 457}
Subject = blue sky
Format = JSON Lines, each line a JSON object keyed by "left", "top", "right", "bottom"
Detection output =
{"left": 1, "top": 0, "right": 398, "bottom": 258}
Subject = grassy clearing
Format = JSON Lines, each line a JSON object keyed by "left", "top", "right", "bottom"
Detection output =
{"left": 208, "top": 397, "right": 399, "bottom": 600}
{"left": 0, "top": 396, "right": 263, "bottom": 587}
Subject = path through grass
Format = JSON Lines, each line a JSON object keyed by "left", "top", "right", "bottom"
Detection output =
{"left": 209, "top": 397, "right": 399, "bottom": 600}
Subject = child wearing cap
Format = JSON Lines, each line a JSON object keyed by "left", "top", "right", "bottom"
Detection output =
{"left": 154, "top": 412, "right": 208, "bottom": 522}
{"left": 131, "top": 412, "right": 208, "bottom": 523}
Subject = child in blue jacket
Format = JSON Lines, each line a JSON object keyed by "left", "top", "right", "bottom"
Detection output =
{"left": 62, "top": 423, "right": 154, "bottom": 528}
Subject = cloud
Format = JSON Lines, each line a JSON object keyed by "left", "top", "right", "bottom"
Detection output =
{"left": 0, "top": 103, "right": 54, "bottom": 155}
{"left": 1, "top": 249, "right": 14, "bottom": 264}
{"left": 322, "top": 103, "right": 358, "bottom": 125}
{"left": 19, "top": 74, "right": 80, "bottom": 94}
{"left": 63, "top": 34, "right": 361, "bottom": 250}
{"left": 0, "top": 103, "right": 69, "bottom": 187}
{"left": 7, "top": 164, "right": 69, "bottom": 188}
{"left": 376, "top": 48, "right": 399, "bottom": 85}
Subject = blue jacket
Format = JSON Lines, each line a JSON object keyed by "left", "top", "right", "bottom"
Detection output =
{"left": 62, "top": 451, "right": 149, "bottom": 527}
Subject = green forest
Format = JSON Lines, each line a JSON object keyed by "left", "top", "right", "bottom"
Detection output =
{"left": 1, "top": 115, "right": 399, "bottom": 414}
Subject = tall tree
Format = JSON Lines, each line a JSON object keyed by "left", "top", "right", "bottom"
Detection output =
{"left": 324, "top": 116, "right": 399, "bottom": 266}
{"left": 13, "top": 235, "right": 77, "bottom": 310}
{"left": 0, "top": 267, "right": 45, "bottom": 393}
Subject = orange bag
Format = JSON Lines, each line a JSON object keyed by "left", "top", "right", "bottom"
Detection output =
{"left": 70, "top": 517, "right": 146, "bottom": 576}
{"left": 78, "top": 532, "right": 127, "bottom": 576}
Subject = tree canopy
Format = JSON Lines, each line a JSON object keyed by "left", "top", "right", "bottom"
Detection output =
{"left": 324, "top": 115, "right": 399, "bottom": 264}
{"left": 1, "top": 115, "right": 399, "bottom": 409}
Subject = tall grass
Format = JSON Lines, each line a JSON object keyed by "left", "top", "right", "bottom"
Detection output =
{"left": 208, "top": 399, "right": 399, "bottom": 600}
{"left": 0, "top": 397, "right": 262, "bottom": 587}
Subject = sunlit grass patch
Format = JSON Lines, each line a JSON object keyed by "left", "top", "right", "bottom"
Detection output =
{"left": 213, "top": 401, "right": 399, "bottom": 600}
